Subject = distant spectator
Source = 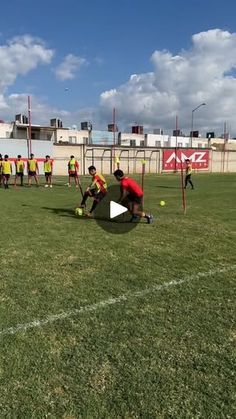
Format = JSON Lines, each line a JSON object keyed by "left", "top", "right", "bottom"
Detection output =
{"left": 2, "top": 154, "right": 12, "bottom": 189}
{"left": 184, "top": 159, "right": 194, "bottom": 190}
{"left": 44, "top": 155, "right": 53, "bottom": 188}
{"left": 67, "top": 155, "right": 79, "bottom": 188}
{"left": 14, "top": 155, "right": 25, "bottom": 186}
{"left": 27, "top": 153, "right": 39, "bottom": 187}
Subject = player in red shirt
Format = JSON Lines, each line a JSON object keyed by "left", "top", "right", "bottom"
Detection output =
{"left": 114, "top": 169, "right": 153, "bottom": 223}
{"left": 79, "top": 166, "right": 108, "bottom": 216}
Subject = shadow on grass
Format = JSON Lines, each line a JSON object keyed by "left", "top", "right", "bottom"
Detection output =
{"left": 41, "top": 206, "right": 135, "bottom": 226}
{"left": 156, "top": 185, "right": 180, "bottom": 189}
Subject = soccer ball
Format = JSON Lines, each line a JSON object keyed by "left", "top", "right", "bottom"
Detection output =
{"left": 75, "top": 207, "right": 83, "bottom": 216}
{"left": 160, "top": 200, "right": 166, "bottom": 206}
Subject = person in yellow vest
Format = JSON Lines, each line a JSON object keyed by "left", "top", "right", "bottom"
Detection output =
{"left": 27, "top": 153, "right": 39, "bottom": 186}
{"left": 184, "top": 159, "right": 194, "bottom": 190}
{"left": 44, "top": 155, "right": 53, "bottom": 188}
{"left": 67, "top": 155, "right": 79, "bottom": 188}
{"left": 2, "top": 154, "right": 12, "bottom": 189}
{"left": 14, "top": 155, "right": 25, "bottom": 186}
{"left": 0, "top": 154, "right": 3, "bottom": 188}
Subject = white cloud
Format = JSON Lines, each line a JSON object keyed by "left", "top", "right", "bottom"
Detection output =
{"left": 0, "top": 35, "right": 54, "bottom": 91}
{"left": 100, "top": 29, "right": 236, "bottom": 136}
{"left": 55, "top": 54, "right": 88, "bottom": 81}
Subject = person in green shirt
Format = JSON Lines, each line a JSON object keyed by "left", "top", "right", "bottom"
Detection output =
{"left": 14, "top": 155, "right": 25, "bottom": 186}
{"left": 44, "top": 155, "right": 53, "bottom": 188}
{"left": 27, "top": 153, "right": 39, "bottom": 187}
{"left": 2, "top": 155, "right": 12, "bottom": 189}
{"left": 184, "top": 159, "right": 194, "bottom": 190}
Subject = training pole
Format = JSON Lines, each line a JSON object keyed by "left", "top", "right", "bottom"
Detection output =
{"left": 141, "top": 160, "right": 146, "bottom": 207}
{"left": 180, "top": 159, "right": 186, "bottom": 215}
{"left": 28, "top": 95, "right": 32, "bottom": 156}
{"left": 175, "top": 115, "right": 178, "bottom": 172}
{"left": 112, "top": 107, "right": 116, "bottom": 172}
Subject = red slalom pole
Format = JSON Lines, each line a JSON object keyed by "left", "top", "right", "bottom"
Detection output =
{"left": 180, "top": 159, "right": 186, "bottom": 215}
{"left": 141, "top": 159, "right": 146, "bottom": 207}
{"left": 28, "top": 95, "right": 32, "bottom": 156}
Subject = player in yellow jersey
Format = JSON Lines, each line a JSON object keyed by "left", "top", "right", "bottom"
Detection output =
{"left": 0, "top": 154, "right": 3, "bottom": 188}
{"left": 27, "top": 153, "right": 39, "bottom": 186}
{"left": 78, "top": 165, "right": 107, "bottom": 216}
{"left": 44, "top": 155, "right": 53, "bottom": 188}
{"left": 14, "top": 155, "right": 25, "bottom": 186}
{"left": 184, "top": 159, "right": 194, "bottom": 190}
{"left": 2, "top": 155, "right": 12, "bottom": 189}
{"left": 67, "top": 155, "right": 80, "bottom": 188}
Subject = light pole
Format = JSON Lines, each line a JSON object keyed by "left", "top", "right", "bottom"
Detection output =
{"left": 190, "top": 103, "right": 206, "bottom": 147}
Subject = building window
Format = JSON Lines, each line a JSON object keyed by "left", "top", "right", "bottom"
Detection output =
{"left": 5, "top": 131, "right": 11, "bottom": 138}
{"left": 69, "top": 136, "right": 76, "bottom": 144}
{"left": 177, "top": 142, "right": 183, "bottom": 147}
{"left": 155, "top": 140, "right": 161, "bottom": 147}
{"left": 130, "top": 140, "right": 136, "bottom": 147}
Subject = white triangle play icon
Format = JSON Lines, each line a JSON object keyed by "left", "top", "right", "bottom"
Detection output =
{"left": 110, "top": 201, "right": 128, "bottom": 219}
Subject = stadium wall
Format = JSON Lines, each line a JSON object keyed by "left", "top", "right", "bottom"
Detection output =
{"left": 0, "top": 139, "right": 53, "bottom": 174}
{"left": 1, "top": 140, "right": 236, "bottom": 174}
{"left": 52, "top": 145, "right": 236, "bottom": 175}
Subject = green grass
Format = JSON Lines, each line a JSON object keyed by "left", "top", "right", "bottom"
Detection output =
{"left": 0, "top": 173, "right": 235, "bottom": 418}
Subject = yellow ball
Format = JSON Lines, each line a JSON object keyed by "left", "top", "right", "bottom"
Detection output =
{"left": 160, "top": 200, "right": 166, "bottom": 206}
{"left": 75, "top": 207, "right": 83, "bottom": 216}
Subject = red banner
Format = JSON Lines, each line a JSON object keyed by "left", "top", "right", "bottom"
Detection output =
{"left": 163, "top": 149, "right": 209, "bottom": 171}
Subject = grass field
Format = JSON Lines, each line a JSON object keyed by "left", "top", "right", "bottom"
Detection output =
{"left": 0, "top": 173, "right": 235, "bottom": 418}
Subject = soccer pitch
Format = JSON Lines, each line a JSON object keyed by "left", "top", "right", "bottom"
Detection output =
{"left": 0, "top": 173, "right": 235, "bottom": 418}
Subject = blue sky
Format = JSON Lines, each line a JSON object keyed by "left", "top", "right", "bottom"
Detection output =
{"left": 1, "top": 0, "right": 236, "bottom": 136}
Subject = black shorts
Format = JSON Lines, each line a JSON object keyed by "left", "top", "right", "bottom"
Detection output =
{"left": 3, "top": 174, "right": 10, "bottom": 180}
{"left": 28, "top": 171, "right": 37, "bottom": 176}
{"left": 90, "top": 190, "right": 107, "bottom": 202}
{"left": 69, "top": 172, "right": 78, "bottom": 177}
{"left": 127, "top": 193, "right": 142, "bottom": 205}
{"left": 16, "top": 172, "right": 24, "bottom": 177}
{"left": 45, "top": 172, "right": 52, "bottom": 177}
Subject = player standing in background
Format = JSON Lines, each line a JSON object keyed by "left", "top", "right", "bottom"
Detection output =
{"left": 113, "top": 169, "right": 153, "bottom": 224}
{"left": 14, "top": 155, "right": 25, "bottom": 186}
{"left": 27, "top": 153, "right": 39, "bottom": 187}
{"left": 67, "top": 155, "right": 80, "bottom": 188}
{"left": 44, "top": 155, "right": 53, "bottom": 188}
{"left": 184, "top": 159, "right": 194, "bottom": 189}
{"left": 0, "top": 154, "right": 3, "bottom": 187}
{"left": 79, "top": 166, "right": 107, "bottom": 216}
{"left": 2, "top": 154, "right": 12, "bottom": 189}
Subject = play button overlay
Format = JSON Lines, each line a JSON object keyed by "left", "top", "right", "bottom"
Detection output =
{"left": 94, "top": 184, "right": 140, "bottom": 234}
{"left": 110, "top": 201, "right": 128, "bottom": 219}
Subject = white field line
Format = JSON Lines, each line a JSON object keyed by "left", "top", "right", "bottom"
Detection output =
{"left": 0, "top": 265, "right": 234, "bottom": 338}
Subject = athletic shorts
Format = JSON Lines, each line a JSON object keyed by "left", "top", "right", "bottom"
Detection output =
{"left": 127, "top": 193, "right": 142, "bottom": 205}
{"left": 45, "top": 172, "right": 52, "bottom": 176}
{"left": 90, "top": 190, "right": 107, "bottom": 202}
{"left": 69, "top": 172, "right": 78, "bottom": 177}
{"left": 16, "top": 172, "right": 24, "bottom": 177}
{"left": 3, "top": 174, "right": 10, "bottom": 180}
{"left": 28, "top": 171, "right": 36, "bottom": 176}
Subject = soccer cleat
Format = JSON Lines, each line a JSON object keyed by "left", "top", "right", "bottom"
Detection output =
{"left": 50, "top": 185, "right": 53, "bottom": 188}
{"left": 45, "top": 184, "right": 48, "bottom": 188}
{"left": 146, "top": 214, "right": 154, "bottom": 224}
